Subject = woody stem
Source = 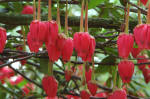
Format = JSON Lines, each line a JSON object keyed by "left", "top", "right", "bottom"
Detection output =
{"left": 91, "top": 56, "right": 95, "bottom": 81}
{"left": 112, "top": 66, "right": 117, "bottom": 91}
{"left": 48, "top": 0, "right": 52, "bottom": 21}
{"left": 80, "top": 0, "right": 84, "bottom": 32}
{"left": 138, "top": 0, "right": 142, "bottom": 24}
{"left": 65, "top": 0, "right": 68, "bottom": 36}
{"left": 57, "top": 0, "right": 61, "bottom": 33}
{"left": 33, "top": 0, "right": 36, "bottom": 20}
{"left": 124, "top": 3, "right": 130, "bottom": 33}
{"left": 48, "top": 61, "right": 53, "bottom": 76}
{"left": 37, "top": 0, "right": 41, "bottom": 20}
{"left": 21, "top": 26, "right": 26, "bottom": 51}
{"left": 85, "top": 0, "right": 88, "bottom": 32}
{"left": 146, "top": 3, "right": 150, "bottom": 24}
{"left": 82, "top": 62, "right": 86, "bottom": 87}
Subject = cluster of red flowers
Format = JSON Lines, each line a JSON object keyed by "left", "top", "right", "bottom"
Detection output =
{"left": 117, "top": 33, "right": 134, "bottom": 84}
{"left": 0, "top": 66, "right": 14, "bottom": 84}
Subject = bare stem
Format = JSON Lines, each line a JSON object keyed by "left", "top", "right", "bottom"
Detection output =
{"left": 33, "top": 0, "right": 36, "bottom": 20}
{"left": 138, "top": 0, "right": 142, "bottom": 24}
{"left": 124, "top": 3, "right": 130, "bottom": 33}
{"left": 37, "top": 0, "right": 41, "bottom": 20}
{"left": 57, "top": 0, "right": 61, "bottom": 33}
{"left": 146, "top": 3, "right": 150, "bottom": 24}
{"left": 65, "top": 0, "right": 68, "bottom": 36}
{"left": 85, "top": 0, "right": 88, "bottom": 32}
{"left": 80, "top": 0, "right": 84, "bottom": 32}
{"left": 48, "top": 0, "right": 52, "bottom": 21}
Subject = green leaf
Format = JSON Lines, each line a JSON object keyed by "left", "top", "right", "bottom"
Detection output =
{"left": 95, "top": 55, "right": 116, "bottom": 74}
{"left": 88, "top": 0, "right": 105, "bottom": 9}
{"left": 18, "top": 79, "right": 28, "bottom": 88}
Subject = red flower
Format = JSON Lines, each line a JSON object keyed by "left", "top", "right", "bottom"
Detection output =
{"left": 108, "top": 90, "right": 127, "bottom": 99}
{"left": 95, "top": 92, "right": 107, "bottom": 98}
{"left": 65, "top": 70, "right": 72, "bottom": 82}
{"left": 66, "top": 92, "right": 80, "bottom": 99}
{"left": 117, "top": 33, "right": 134, "bottom": 58}
{"left": 131, "top": 47, "right": 142, "bottom": 58}
{"left": 46, "top": 33, "right": 66, "bottom": 62}
{"left": 134, "top": 24, "right": 150, "bottom": 49}
{"left": 22, "top": 83, "right": 34, "bottom": 95}
{"left": 0, "top": 27, "right": 7, "bottom": 53}
{"left": 27, "top": 32, "right": 40, "bottom": 53}
{"left": 73, "top": 32, "right": 95, "bottom": 62}
{"left": 142, "top": 68, "right": 150, "bottom": 83}
{"left": 1, "top": 66, "right": 14, "bottom": 78}
{"left": 55, "top": 33, "right": 66, "bottom": 51}
{"left": 22, "top": 5, "right": 33, "bottom": 14}
{"left": 42, "top": 76, "right": 58, "bottom": 98}
{"left": 46, "top": 44, "right": 61, "bottom": 62}
{"left": 10, "top": 75, "right": 24, "bottom": 85}
{"left": 85, "top": 68, "right": 92, "bottom": 83}
{"left": 140, "top": 0, "right": 148, "bottom": 5}
{"left": 137, "top": 55, "right": 149, "bottom": 70}
{"left": 28, "top": 20, "right": 47, "bottom": 52}
{"left": 87, "top": 81, "right": 98, "bottom": 96}
{"left": 62, "top": 38, "right": 73, "bottom": 62}
{"left": 80, "top": 90, "right": 90, "bottom": 99}
{"left": 45, "top": 21, "right": 58, "bottom": 45}
{"left": 118, "top": 60, "right": 134, "bottom": 83}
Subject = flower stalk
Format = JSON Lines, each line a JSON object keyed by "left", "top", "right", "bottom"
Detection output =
{"left": 65, "top": 0, "right": 68, "bottom": 36}
{"left": 80, "top": 0, "right": 84, "bottom": 32}
{"left": 37, "top": 0, "right": 41, "bottom": 20}
{"left": 33, "top": 0, "right": 36, "bottom": 20}
{"left": 48, "top": 0, "right": 52, "bottom": 21}
{"left": 124, "top": 3, "right": 130, "bottom": 33}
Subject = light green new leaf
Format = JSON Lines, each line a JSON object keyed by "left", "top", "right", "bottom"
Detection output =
{"left": 88, "top": 0, "right": 105, "bottom": 9}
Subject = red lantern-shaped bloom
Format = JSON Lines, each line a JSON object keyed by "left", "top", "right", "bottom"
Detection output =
{"left": 142, "top": 68, "right": 150, "bottom": 83}
{"left": 140, "top": 0, "right": 148, "bottom": 5}
{"left": 22, "top": 5, "right": 33, "bottom": 14}
{"left": 131, "top": 47, "right": 142, "bottom": 58}
{"left": 118, "top": 60, "right": 134, "bottom": 83}
{"left": 27, "top": 32, "right": 40, "bottom": 53}
{"left": 73, "top": 32, "right": 95, "bottom": 62}
{"left": 28, "top": 20, "right": 47, "bottom": 52}
{"left": 55, "top": 33, "right": 66, "bottom": 51}
{"left": 134, "top": 24, "right": 150, "bottom": 49}
{"left": 0, "top": 27, "right": 7, "bottom": 53}
{"left": 117, "top": 33, "right": 134, "bottom": 58}
{"left": 62, "top": 38, "right": 73, "bottom": 62}
{"left": 87, "top": 82, "right": 98, "bottom": 96}
{"left": 80, "top": 90, "right": 90, "bottom": 99}
{"left": 42, "top": 76, "right": 58, "bottom": 98}
{"left": 46, "top": 33, "right": 66, "bottom": 62}
{"left": 85, "top": 68, "right": 92, "bottom": 83}
{"left": 108, "top": 90, "right": 127, "bottom": 99}
{"left": 45, "top": 21, "right": 58, "bottom": 46}
{"left": 46, "top": 44, "right": 61, "bottom": 62}
{"left": 137, "top": 55, "right": 149, "bottom": 70}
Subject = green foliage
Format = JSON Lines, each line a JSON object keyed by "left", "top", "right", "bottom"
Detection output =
{"left": 88, "top": 0, "right": 106, "bottom": 9}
